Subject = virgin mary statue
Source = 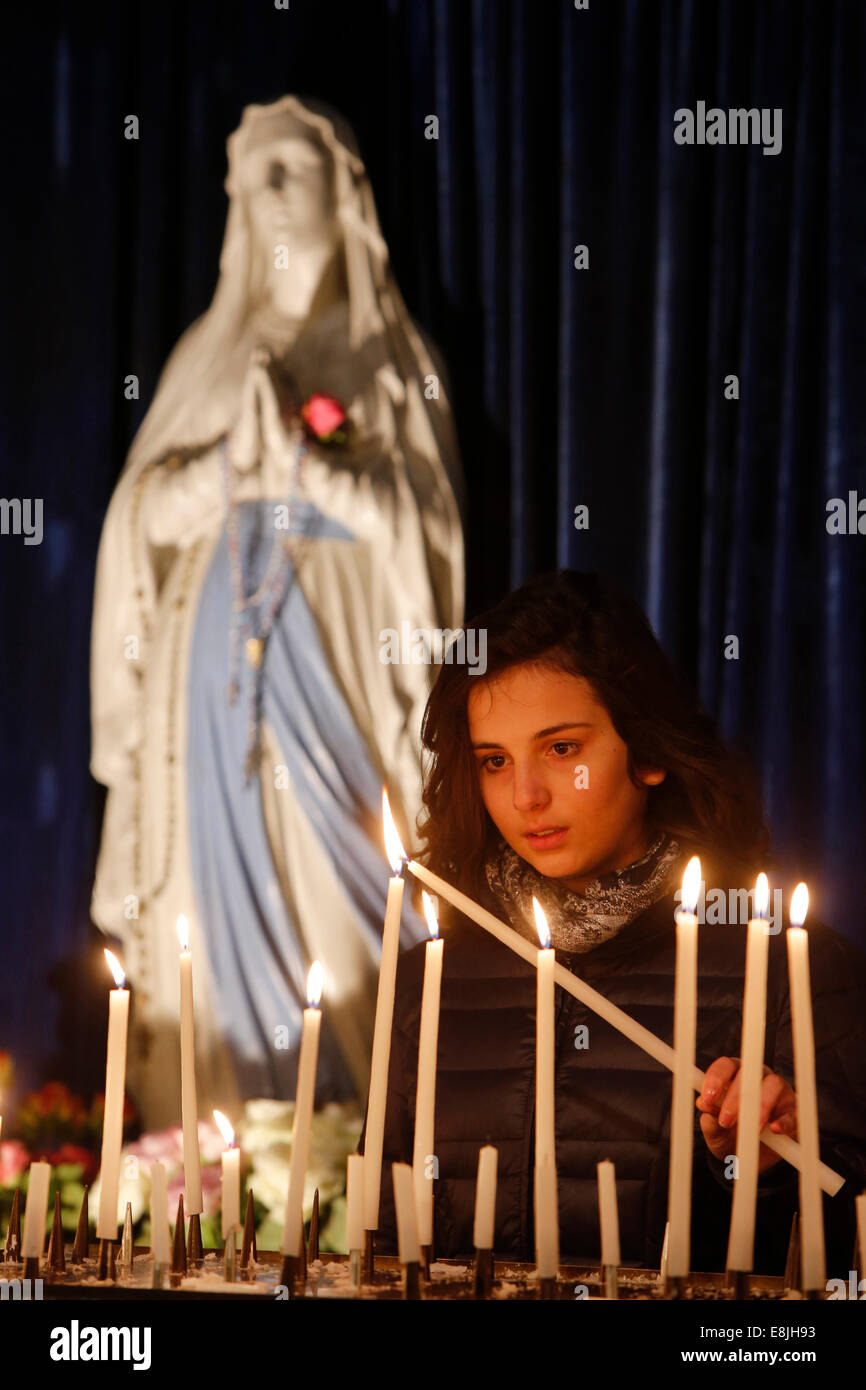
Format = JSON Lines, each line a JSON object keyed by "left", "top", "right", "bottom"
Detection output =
{"left": 89, "top": 95, "right": 465, "bottom": 1130}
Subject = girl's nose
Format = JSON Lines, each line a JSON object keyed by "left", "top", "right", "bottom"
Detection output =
{"left": 511, "top": 764, "right": 550, "bottom": 813}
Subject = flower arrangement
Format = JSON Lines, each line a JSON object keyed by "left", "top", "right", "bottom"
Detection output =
{"left": 88, "top": 1098, "right": 363, "bottom": 1253}
{"left": 0, "top": 1063, "right": 138, "bottom": 1240}
{"left": 0, "top": 1051, "right": 362, "bottom": 1253}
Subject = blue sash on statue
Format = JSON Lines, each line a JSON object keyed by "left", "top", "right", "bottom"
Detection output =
{"left": 187, "top": 498, "right": 425, "bottom": 1102}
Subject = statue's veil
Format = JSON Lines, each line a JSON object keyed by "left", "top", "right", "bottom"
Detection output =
{"left": 90, "top": 94, "right": 464, "bottom": 794}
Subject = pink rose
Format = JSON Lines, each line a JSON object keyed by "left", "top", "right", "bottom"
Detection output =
{"left": 0, "top": 1140, "right": 30, "bottom": 1186}
{"left": 300, "top": 393, "right": 346, "bottom": 440}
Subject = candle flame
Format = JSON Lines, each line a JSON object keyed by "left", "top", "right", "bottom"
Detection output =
{"left": 176, "top": 914, "right": 190, "bottom": 952}
{"left": 104, "top": 948, "right": 126, "bottom": 990}
{"left": 422, "top": 891, "right": 439, "bottom": 940}
{"left": 754, "top": 872, "right": 769, "bottom": 919}
{"left": 382, "top": 788, "right": 407, "bottom": 874}
{"left": 680, "top": 856, "right": 702, "bottom": 915}
{"left": 790, "top": 882, "right": 809, "bottom": 927}
{"left": 307, "top": 960, "right": 323, "bottom": 1008}
{"left": 213, "top": 1109, "right": 234, "bottom": 1148}
{"left": 532, "top": 897, "right": 551, "bottom": 950}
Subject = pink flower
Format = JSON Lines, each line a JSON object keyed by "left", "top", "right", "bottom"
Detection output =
{"left": 166, "top": 1161, "right": 223, "bottom": 1219}
{"left": 300, "top": 393, "right": 346, "bottom": 441}
{"left": 0, "top": 1141, "right": 30, "bottom": 1186}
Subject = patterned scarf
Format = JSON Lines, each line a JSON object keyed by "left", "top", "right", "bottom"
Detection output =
{"left": 484, "top": 829, "right": 682, "bottom": 954}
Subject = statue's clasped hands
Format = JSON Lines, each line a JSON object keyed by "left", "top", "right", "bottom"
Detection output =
{"left": 228, "top": 348, "right": 298, "bottom": 496}
{"left": 696, "top": 1055, "right": 799, "bottom": 1174}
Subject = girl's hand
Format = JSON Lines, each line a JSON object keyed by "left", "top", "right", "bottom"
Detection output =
{"left": 696, "top": 1055, "right": 798, "bottom": 1174}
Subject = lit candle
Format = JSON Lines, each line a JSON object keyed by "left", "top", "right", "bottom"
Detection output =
{"left": 412, "top": 891, "right": 444, "bottom": 1248}
{"left": 21, "top": 1161, "right": 51, "bottom": 1260}
{"left": 532, "top": 899, "right": 556, "bottom": 1167}
{"left": 214, "top": 1110, "right": 240, "bottom": 1239}
{"left": 667, "top": 856, "right": 701, "bottom": 1279}
{"left": 346, "top": 1154, "right": 365, "bottom": 1253}
{"left": 392, "top": 1161, "right": 421, "bottom": 1266}
{"left": 149, "top": 1160, "right": 171, "bottom": 1266}
{"left": 726, "top": 873, "right": 770, "bottom": 1274}
{"left": 786, "top": 884, "right": 826, "bottom": 1292}
{"left": 363, "top": 790, "right": 406, "bottom": 1235}
{"left": 473, "top": 1145, "right": 498, "bottom": 1250}
{"left": 405, "top": 858, "right": 843, "bottom": 1195}
{"left": 597, "top": 1159, "right": 621, "bottom": 1267}
{"left": 96, "top": 949, "right": 130, "bottom": 1240}
{"left": 281, "top": 961, "right": 323, "bottom": 1259}
{"left": 177, "top": 914, "right": 203, "bottom": 1216}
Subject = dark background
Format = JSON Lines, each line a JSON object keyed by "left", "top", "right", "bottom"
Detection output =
{"left": 1, "top": 0, "right": 864, "bottom": 1108}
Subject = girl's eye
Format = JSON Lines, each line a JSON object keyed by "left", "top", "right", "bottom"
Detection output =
{"left": 479, "top": 754, "right": 507, "bottom": 773}
{"left": 551, "top": 741, "right": 582, "bottom": 757}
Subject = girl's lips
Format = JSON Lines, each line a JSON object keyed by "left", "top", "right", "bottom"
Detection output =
{"left": 525, "top": 827, "right": 568, "bottom": 850}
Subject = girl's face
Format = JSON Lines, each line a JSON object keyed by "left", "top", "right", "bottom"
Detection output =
{"left": 468, "top": 662, "right": 667, "bottom": 892}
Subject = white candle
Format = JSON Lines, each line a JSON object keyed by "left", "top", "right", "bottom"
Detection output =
{"left": 667, "top": 856, "right": 700, "bottom": 1278}
{"left": 535, "top": 1151, "right": 559, "bottom": 1277}
{"left": 726, "top": 874, "right": 770, "bottom": 1274}
{"left": 392, "top": 1161, "right": 421, "bottom": 1265}
{"left": 787, "top": 884, "right": 826, "bottom": 1292}
{"left": 856, "top": 1192, "right": 866, "bottom": 1281}
{"left": 597, "top": 1159, "right": 621, "bottom": 1267}
{"left": 364, "top": 791, "right": 406, "bottom": 1234}
{"left": 406, "top": 857, "right": 842, "bottom": 1196}
{"left": 346, "top": 1154, "right": 365, "bottom": 1252}
{"left": 281, "top": 962, "right": 323, "bottom": 1257}
{"left": 214, "top": 1110, "right": 240, "bottom": 1240}
{"left": 177, "top": 914, "right": 203, "bottom": 1215}
{"left": 96, "top": 949, "right": 130, "bottom": 1240}
{"left": 21, "top": 1161, "right": 51, "bottom": 1259}
{"left": 412, "top": 892, "right": 444, "bottom": 1248}
{"left": 149, "top": 1161, "right": 171, "bottom": 1265}
{"left": 473, "top": 1146, "right": 498, "bottom": 1250}
{"left": 532, "top": 899, "right": 556, "bottom": 1168}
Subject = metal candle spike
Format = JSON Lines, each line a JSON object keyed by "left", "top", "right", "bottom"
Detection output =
{"left": 47, "top": 1190, "right": 66, "bottom": 1274}
{"left": 474, "top": 1247, "right": 493, "bottom": 1299}
{"left": 187, "top": 1212, "right": 203, "bottom": 1265}
{"left": 119, "top": 1202, "right": 134, "bottom": 1268}
{"left": 602, "top": 1263, "right": 619, "bottom": 1300}
{"left": 403, "top": 1258, "right": 421, "bottom": 1299}
{"left": 4, "top": 1187, "right": 21, "bottom": 1262}
{"left": 71, "top": 1185, "right": 89, "bottom": 1263}
{"left": 171, "top": 1194, "right": 187, "bottom": 1276}
{"left": 240, "top": 1189, "right": 257, "bottom": 1272}
{"left": 96, "top": 1239, "right": 117, "bottom": 1282}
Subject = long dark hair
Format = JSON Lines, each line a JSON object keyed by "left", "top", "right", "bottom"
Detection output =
{"left": 415, "top": 569, "right": 771, "bottom": 907}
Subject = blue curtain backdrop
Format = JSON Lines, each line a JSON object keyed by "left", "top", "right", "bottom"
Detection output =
{"left": 1, "top": 0, "right": 864, "bottom": 1100}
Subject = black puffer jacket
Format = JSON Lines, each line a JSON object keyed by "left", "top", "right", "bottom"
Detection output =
{"left": 360, "top": 875, "right": 866, "bottom": 1276}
